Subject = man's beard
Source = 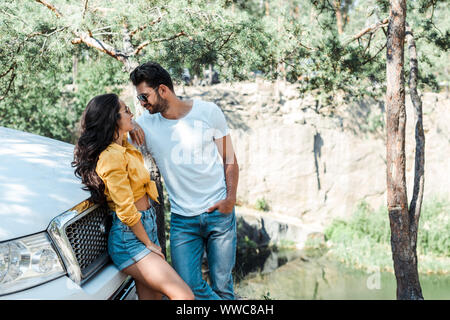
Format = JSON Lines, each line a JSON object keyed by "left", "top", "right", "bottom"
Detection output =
{"left": 145, "top": 94, "right": 169, "bottom": 115}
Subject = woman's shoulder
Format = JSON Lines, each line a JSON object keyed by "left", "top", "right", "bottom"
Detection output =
{"left": 97, "top": 143, "right": 127, "bottom": 170}
{"left": 100, "top": 143, "right": 126, "bottom": 157}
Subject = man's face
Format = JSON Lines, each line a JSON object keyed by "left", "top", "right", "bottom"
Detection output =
{"left": 136, "top": 82, "right": 169, "bottom": 115}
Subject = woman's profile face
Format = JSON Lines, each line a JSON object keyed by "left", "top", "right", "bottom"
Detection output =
{"left": 117, "top": 100, "right": 134, "bottom": 133}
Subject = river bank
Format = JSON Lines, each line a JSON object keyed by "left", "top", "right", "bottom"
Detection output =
{"left": 234, "top": 249, "right": 450, "bottom": 300}
{"left": 233, "top": 197, "right": 449, "bottom": 299}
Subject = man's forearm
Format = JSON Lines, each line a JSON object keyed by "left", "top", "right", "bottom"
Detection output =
{"left": 224, "top": 155, "right": 239, "bottom": 202}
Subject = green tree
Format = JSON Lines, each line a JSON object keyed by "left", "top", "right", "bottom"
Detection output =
{"left": 304, "top": 0, "right": 448, "bottom": 300}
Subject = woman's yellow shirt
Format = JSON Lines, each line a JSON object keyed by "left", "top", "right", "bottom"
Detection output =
{"left": 96, "top": 137, "right": 159, "bottom": 227}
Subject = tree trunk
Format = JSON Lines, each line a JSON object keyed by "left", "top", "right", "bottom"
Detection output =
{"left": 208, "top": 64, "right": 213, "bottom": 85}
{"left": 406, "top": 21, "right": 425, "bottom": 296}
{"left": 406, "top": 23, "right": 425, "bottom": 237}
{"left": 386, "top": 0, "right": 423, "bottom": 300}
{"left": 333, "top": 1, "right": 344, "bottom": 35}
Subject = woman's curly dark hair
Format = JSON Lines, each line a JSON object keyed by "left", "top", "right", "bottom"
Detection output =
{"left": 72, "top": 93, "right": 122, "bottom": 204}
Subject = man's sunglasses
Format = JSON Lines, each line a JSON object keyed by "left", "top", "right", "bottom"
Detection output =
{"left": 136, "top": 94, "right": 148, "bottom": 103}
{"left": 136, "top": 87, "right": 159, "bottom": 103}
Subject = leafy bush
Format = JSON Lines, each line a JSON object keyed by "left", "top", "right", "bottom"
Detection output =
{"left": 324, "top": 197, "right": 450, "bottom": 274}
{"left": 255, "top": 198, "right": 270, "bottom": 212}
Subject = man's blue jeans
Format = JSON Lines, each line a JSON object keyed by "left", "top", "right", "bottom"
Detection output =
{"left": 170, "top": 208, "right": 237, "bottom": 300}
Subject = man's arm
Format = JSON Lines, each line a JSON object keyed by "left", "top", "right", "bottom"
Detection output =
{"left": 207, "top": 134, "right": 239, "bottom": 214}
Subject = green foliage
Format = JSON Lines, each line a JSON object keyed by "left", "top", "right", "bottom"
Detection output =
{"left": 303, "top": 239, "right": 328, "bottom": 258}
{"left": 283, "top": 1, "right": 387, "bottom": 110}
{"left": 0, "top": 0, "right": 279, "bottom": 140}
{"left": 418, "top": 197, "right": 450, "bottom": 257}
{"left": 365, "top": 110, "right": 385, "bottom": 135}
{"left": 324, "top": 197, "right": 450, "bottom": 274}
{"left": 0, "top": 1, "right": 75, "bottom": 141}
{"left": 242, "top": 235, "right": 258, "bottom": 249}
{"left": 290, "top": 0, "right": 449, "bottom": 110}
{"left": 255, "top": 198, "right": 270, "bottom": 212}
{"left": 0, "top": 0, "right": 448, "bottom": 140}
{"left": 70, "top": 53, "right": 129, "bottom": 134}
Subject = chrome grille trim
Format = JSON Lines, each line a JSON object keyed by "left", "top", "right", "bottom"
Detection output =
{"left": 47, "top": 203, "right": 111, "bottom": 285}
{"left": 65, "top": 205, "right": 111, "bottom": 280}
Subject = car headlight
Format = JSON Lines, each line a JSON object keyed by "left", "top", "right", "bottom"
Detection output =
{"left": 0, "top": 232, "right": 66, "bottom": 296}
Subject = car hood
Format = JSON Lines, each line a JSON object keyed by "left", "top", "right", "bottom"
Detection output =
{"left": 0, "top": 127, "right": 90, "bottom": 241}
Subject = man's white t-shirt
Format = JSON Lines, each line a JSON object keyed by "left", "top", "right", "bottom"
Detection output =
{"left": 135, "top": 99, "right": 229, "bottom": 217}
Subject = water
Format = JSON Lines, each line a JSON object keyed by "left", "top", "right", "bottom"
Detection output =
{"left": 235, "top": 249, "right": 450, "bottom": 300}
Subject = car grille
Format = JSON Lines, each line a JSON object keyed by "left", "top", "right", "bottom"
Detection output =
{"left": 64, "top": 205, "right": 112, "bottom": 281}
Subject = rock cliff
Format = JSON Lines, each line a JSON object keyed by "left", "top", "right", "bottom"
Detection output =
{"left": 178, "top": 80, "right": 450, "bottom": 229}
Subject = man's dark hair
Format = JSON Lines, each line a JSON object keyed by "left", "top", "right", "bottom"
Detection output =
{"left": 130, "top": 62, "right": 174, "bottom": 92}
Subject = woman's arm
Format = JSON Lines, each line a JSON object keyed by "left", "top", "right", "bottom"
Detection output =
{"left": 97, "top": 151, "right": 164, "bottom": 259}
{"left": 130, "top": 222, "right": 164, "bottom": 259}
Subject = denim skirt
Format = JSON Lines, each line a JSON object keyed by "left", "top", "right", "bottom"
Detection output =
{"left": 108, "top": 207, "right": 160, "bottom": 271}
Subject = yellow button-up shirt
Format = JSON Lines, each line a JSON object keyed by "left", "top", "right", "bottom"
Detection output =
{"left": 96, "top": 136, "right": 159, "bottom": 227}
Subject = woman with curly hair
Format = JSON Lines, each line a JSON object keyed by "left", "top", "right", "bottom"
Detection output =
{"left": 72, "top": 93, "right": 193, "bottom": 300}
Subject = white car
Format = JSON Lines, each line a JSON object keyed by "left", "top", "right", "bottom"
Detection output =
{"left": 0, "top": 126, "right": 137, "bottom": 299}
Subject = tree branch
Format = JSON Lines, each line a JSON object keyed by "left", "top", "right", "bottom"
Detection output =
{"left": 217, "top": 32, "right": 234, "bottom": 52}
{"left": 35, "top": 0, "right": 129, "bottom": 64}
{"left": 133, "top": 40, "right": 151, "bottom": 56}
{"left": 133, "top": 31, "right": 188, "bottom": 55}
{"left": 365, "top": 33, "right": 372, "bottom": 54}
{"left": 129, "top": 15, "right": 165, "bottom": 38}
{"left": 82, "top": 0, "right": 89, "bottom": 19}
{"left": 26, "top": 27, "right": 68, "bottom": 39}
{"left": 362, "top": 42, "right": 387, "bottom": 65}
{"left": 345, "top": 18, "right": 389, "bottom": 45}
{"left": 0, "top": 68, "right": 16, "bottom": 101}
{"left": 35, "top": 0, "right": 63, "bottom": 18}
{"left": 72, "top": 32, "right": 128, "bottom": 63}
{"left": 0, "top": 62, "right": 16, "bottom": 79}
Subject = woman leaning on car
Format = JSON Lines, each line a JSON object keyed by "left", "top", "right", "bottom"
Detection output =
{"left": 72, "top": 93, "right": 193, "bottom": 300}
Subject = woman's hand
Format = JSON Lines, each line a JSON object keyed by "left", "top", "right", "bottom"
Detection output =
{"left": 147, "top": 244, "right": 165, "bottom": 260}
{"left": 130, "top": 220, "right": 165, "bottom": 260}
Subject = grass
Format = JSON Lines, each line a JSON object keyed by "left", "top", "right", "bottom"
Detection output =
{"left": 320, "top": 196, "right": 450, "bottom": 274}
{"left": 276, "top": 239, "right": 297, "bottom": 249}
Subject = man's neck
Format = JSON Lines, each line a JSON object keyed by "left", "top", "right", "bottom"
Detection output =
{"left": 161, "top": 98, "right": 193, "bottom": 120}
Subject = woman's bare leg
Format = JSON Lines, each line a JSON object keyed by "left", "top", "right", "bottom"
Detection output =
{"left": 122, "top": 252, "right": 194, "bottom": 300}
{"left": 134, "top": 280, "right": 163, "bottom": 300}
